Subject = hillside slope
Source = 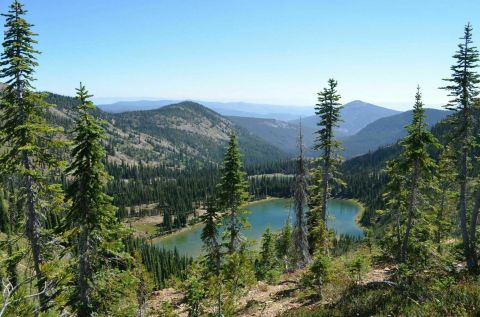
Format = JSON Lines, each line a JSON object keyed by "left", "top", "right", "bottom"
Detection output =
{"left": 46, "top": 94, "right": 287, "bottom": 166}
{"left": 228, "top": 116, "right": 316, "bottom": 154}
{"left": 111, "top": 102, "right": 287, "bottom": 165}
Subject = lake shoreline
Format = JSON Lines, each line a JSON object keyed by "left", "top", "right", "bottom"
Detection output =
{"left": 154, "top": 198, "right": 364, "bottom": 257}
{"left": 152, "top": 197, "right": 365, "bottom": 242}
{"left": 131, "top": 196, "right": 286, "bottom": 240}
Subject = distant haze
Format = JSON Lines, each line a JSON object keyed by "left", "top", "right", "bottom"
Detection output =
{"left": 98, "top": 99, "right": 315, "bottom": 121}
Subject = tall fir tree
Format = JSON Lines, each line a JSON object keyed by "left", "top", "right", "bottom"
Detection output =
{"left": 395, "top": 87, "right": 439, "bottom": 262}
{"left": 293, "top": 119, "right": 311, "bottom": 268}
{"left": 441, "top": 23, "right": 480, "bottom": 270}
{"left": 434, "top": 146, "right": 457, "bottom": 250}
{"left": 0, "top": 0, "right": 66, "bottom": 310}
{"left": 217, "top": 132, "right": 249, "bottom": 254}
{"left": 256, "top": 227, "right": 277, "bottom": 279}
{"left": 201, "top": 198, "right": 221, "bottom": 274}
{"left": 200, "top": 198, "right": 223, "bottom": 316}
{"left": 276, "top": 219, "right": 295, "bottom": 272}
{"left": 65, "top": 83, "right": 129, "bottom": 316}
{"left": 309, "top": 79, "right": 343, "bottom": 253}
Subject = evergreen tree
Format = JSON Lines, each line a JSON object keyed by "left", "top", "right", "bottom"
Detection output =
{"left": 399, "top": 87, "right": 439, "bottom": 262}
{"left": 309, "top": 79, "right": 343, "bottom": 252}
{"left": 182, "top": 263, "right": 206, "bottom": 317}
{"left": 384, "top": 87, "right": 439, "bottom": 262}
{"left": 0, "top": 1, "right": 66, "bottom": 310}
{"left": 220, "top": 251, "right": 256, "bottom": 316}
{"left": 256, "top": 227, "right": 277, "bottom": 279}
{"left": 276, "top": 219, "right": 295, "bottom": 272}
{"left": 201, "top": 198, "right": 221, "bottom": 274}
{"left": 293, "top": 119, "right": 312, "bottom": 268}
{"left": 441, "top": 23, "right": 480, "bottom": 270}
{"left": 217, "top": 132, "right": 249, "bottom": 253}
{"left": 65, "top": 83, "right": 129, "bottom": 316}
{"left": 434, "top": 146, "right": 457, "bottom": 249}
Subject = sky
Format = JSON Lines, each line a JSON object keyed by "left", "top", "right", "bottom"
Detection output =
{"left": 1, "top": 0, "right": 479, "bottom": 111}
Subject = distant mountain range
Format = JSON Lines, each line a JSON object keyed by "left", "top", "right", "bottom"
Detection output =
{"left": 290, "top": 100, "right": 400, "bottom": 137}
{"left": 98, "top": 100, "right": 314, "bottom": 121}
{"left": 223, "top": 101, "right": 449, "bottom": 158}
{"left": 46, "top": 94, "right": 451, "bottom": 164}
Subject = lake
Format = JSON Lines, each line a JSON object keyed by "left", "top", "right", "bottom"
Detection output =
{"left": 154, "top": 198, "right": 363, "bottom": 257}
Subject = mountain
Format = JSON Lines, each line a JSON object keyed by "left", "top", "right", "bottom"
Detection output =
{"left": 228, "top": 116, "right": 316, "bottom": 154}
{"left": 200, "top": 101, "right": 314, "bottom": 121}
{"left": 97, "top": 100, "right": 178, "bottom": 113}
{"left": 98, "top": 99, "right": 314, "bottom": 121}
{"left": 340, "top": 108, "right": 451, "bottom": 158}
{"left": 296, "top": 100, "right": 400, "bottom": 136}
{"left": 229, "top": 100, "right": 400, "bottom": 155}
{"left": 46, "top": 94, "right": 287, "bottom": 166}
{"left": 110, "top": 101, "right": 288, "bottom": 165}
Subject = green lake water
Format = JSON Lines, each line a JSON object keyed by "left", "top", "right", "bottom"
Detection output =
{"left": 154, "top": 198, "right": 363, "bottom": 257}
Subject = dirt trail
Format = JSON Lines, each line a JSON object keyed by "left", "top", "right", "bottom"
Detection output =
{"left": 362, "top": 265, "right": 393, "bottom": 284}
{"left": 148, "top": 271, "right": 306, "bottom": 317}
{"left": 148, "top": 266, "right": 393, "bottom": 316}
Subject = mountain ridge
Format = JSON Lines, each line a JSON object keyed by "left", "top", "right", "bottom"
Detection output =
{"left": 341, "top": 108, "right": 451, "bottom": 158}
{"left": 45, "top": 94, "right": 288, "bottom": 166}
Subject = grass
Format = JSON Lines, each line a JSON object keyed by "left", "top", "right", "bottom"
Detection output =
{"left": 130, "top": 222, "right": 159, "bottom": 235}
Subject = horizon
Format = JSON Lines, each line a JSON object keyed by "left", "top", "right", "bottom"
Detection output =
{"left": 93, "top": 97, "right": 441, "bottom": 114}
{"left": 2, "top": 1, "right": 479, "bottom": 111}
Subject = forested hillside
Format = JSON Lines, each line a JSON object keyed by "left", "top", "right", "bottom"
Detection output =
{"left": 110, "top": 101, "right": 287, "bottom": 166}
{"left": 228, "top": 116, "right": 316, "bottom": 154}
{"left": 46, "top": 94, "right": 288, "bottom": 167}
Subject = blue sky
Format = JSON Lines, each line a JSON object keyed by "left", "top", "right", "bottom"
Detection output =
{"left": 1, "top": 0, "right": 479, "bottom": 110}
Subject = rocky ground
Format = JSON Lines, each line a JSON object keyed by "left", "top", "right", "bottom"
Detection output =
{"left": 147, "top": 266, "right": 393, "bottom": 316}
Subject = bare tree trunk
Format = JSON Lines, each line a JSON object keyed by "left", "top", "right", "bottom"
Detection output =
{"left": 294, "top": 121, "right": 312, "bottom": 267}
{"left": 22, "top": 152, "right": 48, "bottom": 312}
{"left": 321, "top": 160, "right": 330, "bottom": 224}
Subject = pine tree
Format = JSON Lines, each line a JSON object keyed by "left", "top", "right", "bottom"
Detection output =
{"left": 65, "top": 83, "right": 128, "bottom": 316}
{"left": 309, "top": 79, "right": 343, "bottom": 253}
{"left": 217, "top": 132, "right": 249, "bottom": 253}
{"left": 384, "top": 158, "right": 408, "bottom": 260}
{"left": 0, "top": 1, "right": 66, "bottom": 310}
{"left": 200, "top": 198, "right": 221, "bottom": 274}
{"left": 441, "top": 23, "right": 480, "bottom": 269}
{"left": 257, "top": 227, "right": 277, "bottom": 279}
{"left": 435, "top": 146, "right": 456, "bottom": 249}
{"left": 293, "top": 119, "right": 311, "bottom": 268}
{"left": 399, "top": 87, "right": 439, "bottom": 262}
{"left": 276, "top": 219, "right": 295, "bottom": 272}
